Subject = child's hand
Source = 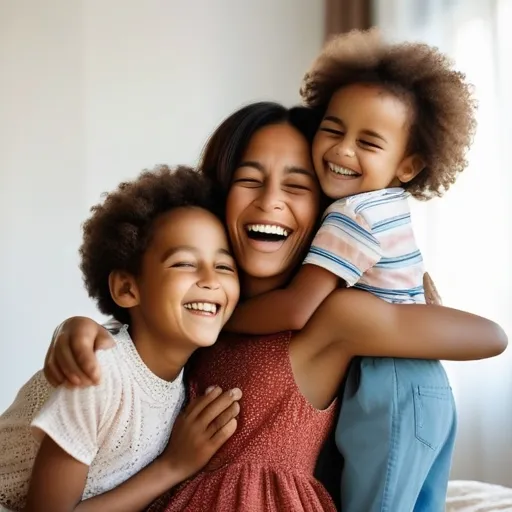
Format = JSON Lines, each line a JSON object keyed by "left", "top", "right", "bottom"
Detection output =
{"left": 44, "top": 316, "right": 114, "bottom": 388}
{"left": 423, "top": 272, "right": 443, "bottom": 306}
{"left": 160, "top": 386, "right": 241, "bottom": 482}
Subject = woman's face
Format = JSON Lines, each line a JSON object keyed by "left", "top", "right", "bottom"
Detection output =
{"left": 225, "top": 123, "right": 321, "bottom": 295}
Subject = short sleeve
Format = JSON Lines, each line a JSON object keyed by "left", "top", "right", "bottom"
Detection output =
{"left": 303, "top": 203, "right": 382, "bottom": 286}
{"left": 31, "top": 351, "right": 120, "bottom": 466}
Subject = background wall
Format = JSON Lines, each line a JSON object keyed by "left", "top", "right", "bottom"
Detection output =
{"left": 0, "top": 0, "right": 324, "bottom": 409}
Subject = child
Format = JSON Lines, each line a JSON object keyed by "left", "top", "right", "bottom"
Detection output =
{"left": 226, "top": 29, "right": 476, "bottom": 511}
{"left": 0, "top": 166, "right": 241, "bottom": 512}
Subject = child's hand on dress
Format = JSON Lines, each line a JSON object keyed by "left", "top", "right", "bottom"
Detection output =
{"left": 44, "top": 316, "right": 113, "bottom": 388}
{"left": 160, "top": 386, "right": 241, "bottom": 482}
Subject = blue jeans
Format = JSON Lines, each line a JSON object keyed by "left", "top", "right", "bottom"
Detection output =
{"left": 336, "top": 357, "right": 456, "bottom": 512}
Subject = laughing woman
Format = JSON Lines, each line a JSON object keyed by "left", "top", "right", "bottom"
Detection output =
{"left": 43, "top": 103, "right": 507, "bottom": 511}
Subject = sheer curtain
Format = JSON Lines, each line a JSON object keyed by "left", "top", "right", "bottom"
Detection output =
{"left": 373, "top": 0, "right": 512, "bottom": 487}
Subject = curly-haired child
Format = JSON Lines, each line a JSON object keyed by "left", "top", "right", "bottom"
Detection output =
{"left": 0, "top": 166, "right": 240, "bottom": 512}
{"left": 226, "top": 28, "right": 477, "bottom": 511}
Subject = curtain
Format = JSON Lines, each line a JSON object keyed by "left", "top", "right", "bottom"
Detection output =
{"left": 373, "top": 0, "right": 512, "bottom": 487}
{"left": 325, "top": 0, "right": 371, "bottom": 39}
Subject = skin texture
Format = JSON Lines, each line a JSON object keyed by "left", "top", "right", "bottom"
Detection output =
{"left": 42, "top": 119, "right": 507, "bottom": 508}
{"left": 25, "top": 208, "right": 241, "bottom": 512}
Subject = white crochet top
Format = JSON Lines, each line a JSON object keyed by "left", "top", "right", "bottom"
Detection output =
{"left": 0, "top": 326, "right": 185, "bottom": 511}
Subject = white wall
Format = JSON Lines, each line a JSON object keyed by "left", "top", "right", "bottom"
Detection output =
{"left": 0, "top": 0, "right": 324, "bottom": 409}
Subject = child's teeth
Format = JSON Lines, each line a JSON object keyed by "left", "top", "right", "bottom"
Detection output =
{"left": 184, "top": 302, "right": 218, "bottom": 314}
{"left": 328, "top": 162, "right": 359, "bottom": 176}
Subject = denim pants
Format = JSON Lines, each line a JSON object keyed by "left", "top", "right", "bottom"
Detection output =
{"left": 336, "top": 357, "right": 457, "bottom": 512}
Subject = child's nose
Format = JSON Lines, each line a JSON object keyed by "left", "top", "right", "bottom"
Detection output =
{"left": 197, "top": 268, "right": 220, "bottom": 290}
{"left": 335, "top": 141, "right": 355, "bottom": 158}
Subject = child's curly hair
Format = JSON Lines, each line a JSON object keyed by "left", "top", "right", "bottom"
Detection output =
{"left": 300, "top": 28, "right": 477, "bottom": 200}
{"left": 79, "top": 165, "right": 222, "bottom": 324}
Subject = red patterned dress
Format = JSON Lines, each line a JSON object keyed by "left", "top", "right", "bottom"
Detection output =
{"left": 147, "top": 332, "right": 338, "bottom": 512}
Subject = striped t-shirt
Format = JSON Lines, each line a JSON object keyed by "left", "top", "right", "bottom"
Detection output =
{"left": 303, "top": 187, "right": 425, "bottom": 304}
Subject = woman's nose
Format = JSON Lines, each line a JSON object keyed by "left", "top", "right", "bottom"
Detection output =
{"left": 254, "top": 182, "right": 284, "bottom": 212}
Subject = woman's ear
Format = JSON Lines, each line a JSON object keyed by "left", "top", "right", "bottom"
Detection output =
{"left": 396, "top": 154, "right": 425, "bottom": 184}
{"left": 109, "top": 270, "right": 139, "bottom": 309}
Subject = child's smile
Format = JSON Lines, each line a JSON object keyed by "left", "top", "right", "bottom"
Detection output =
{"left": 183, "top": 301, "right": 220, "bottom": 315}
{"left": 326, "top": 161, "right": 362, "bottom": 179}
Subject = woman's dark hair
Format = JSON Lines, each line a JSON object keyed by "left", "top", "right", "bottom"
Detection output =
{"left": 199, "top": 101, "right": 322, "bottom": 197}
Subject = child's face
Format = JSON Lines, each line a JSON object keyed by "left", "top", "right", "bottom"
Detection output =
{"left": 129, "top": 207, "right": 239, "bottom": 349}
{"left": 312, "top": 83, "right": 412, "bottom": 199}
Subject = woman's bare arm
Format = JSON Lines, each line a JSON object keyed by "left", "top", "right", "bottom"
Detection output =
{"left": 310, "top": 288, "right": 507, "bottom": 361}
{"left": 289, "top": 287, "right": 507, "bottom": 410}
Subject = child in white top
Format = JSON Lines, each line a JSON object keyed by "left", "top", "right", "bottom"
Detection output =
{"left": 0, "top": 165, "right": 240, "bottom": 512}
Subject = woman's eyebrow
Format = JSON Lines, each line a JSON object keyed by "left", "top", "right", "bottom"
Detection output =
{"left": 284, "top": 166, "right": 315, "bottom": 178}
{"left": 237, "top": 160, "right": 264, "bottom": 172}
{"left": 238, "top": 161, "right": 314, "bottom": 178}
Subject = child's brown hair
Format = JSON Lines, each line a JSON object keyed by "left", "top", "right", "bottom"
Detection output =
{"left": 301, "top": 28, "right": 477, "bottom": 200}
{"left": 79, "top": 165, "right": 221, "bottom": 323}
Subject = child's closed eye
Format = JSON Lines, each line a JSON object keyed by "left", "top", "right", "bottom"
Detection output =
{"left": 171, "top": 262, "right": 196, "bottom": 268}
{"left": 320, "top": 127, "right": 344, "bottom": 136}
{"left": 359, "top": 139, "right": 382, "bottom": 150}
{"left": 233, "top": 178, "right": 262, "bottom": 187}
{"left": 216, "top": 264, "right": 236, "bottom": 273}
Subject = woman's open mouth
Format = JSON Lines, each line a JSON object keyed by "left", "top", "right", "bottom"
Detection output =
{"left": 245, "top": 223, "right": 290, "bottom": 241}
{"left": 244, "top": 223, "right": 292, "bottom": 252}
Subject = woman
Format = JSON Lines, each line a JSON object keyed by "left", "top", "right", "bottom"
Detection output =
{"left": 44, "top": 103, "right": 507, "bottom": 511}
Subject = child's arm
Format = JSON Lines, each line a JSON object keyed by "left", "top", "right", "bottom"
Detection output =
{"left": 225, "top": 264, "right": 340, "bottom": 333}
{"left": 226, "top": 207, "right": 381, "bottom": 334}
{"left": 24, "top": 386, "right": 241, "bottom": 512}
